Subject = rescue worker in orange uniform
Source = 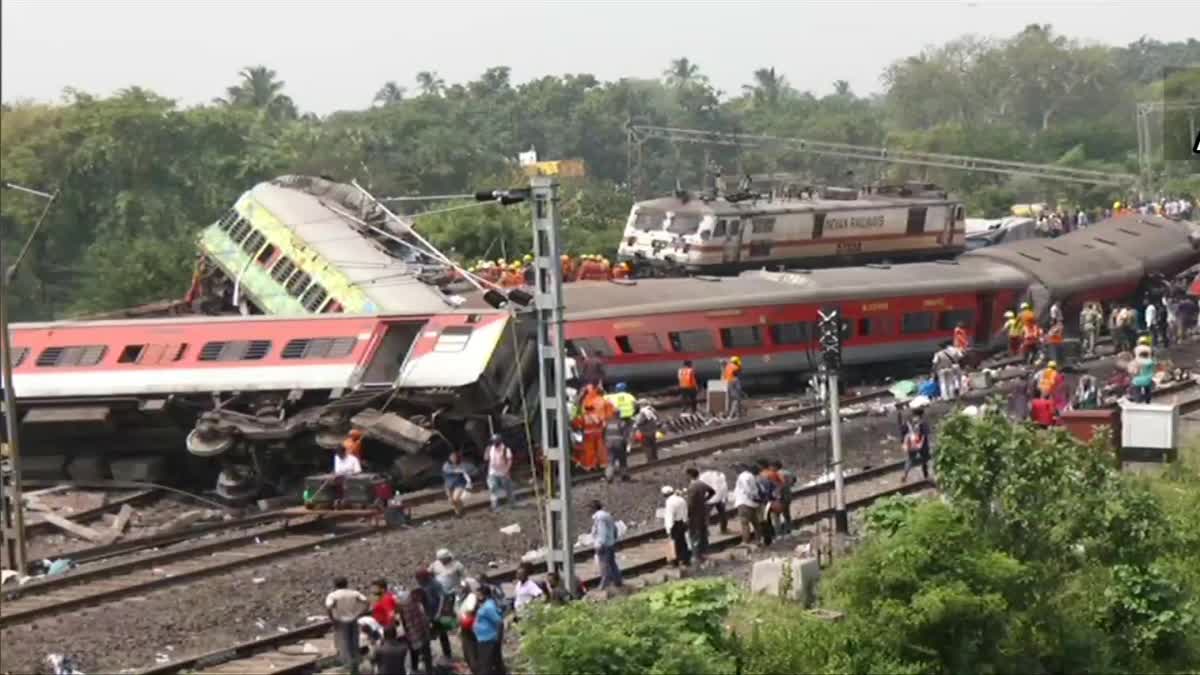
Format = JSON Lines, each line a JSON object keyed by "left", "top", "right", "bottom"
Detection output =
{"left": 561, "top": 254, "right": 576, "bottom": 282}
{"left": 611, "top": 262, "right": 631, "bottom": 280}
{"left": 571, "top": 402, "right": 609, "bottom": 471}
{"left": 1018, "top": 302, "right": 1036, "bottom": 328}
{"left": 677, "top": 360, "right": 699, "bottom": 414}
{"left": 501, "top": 263, "right": 524, "bottom": 288}
{"left": 723, "top": 356, "right": 744, "bottom": 417}
{"left": 952, "top": 321, "right": 969, "bottom": 352}
{"left": 1021, "top": 320, "right": 1043, "bottom": 365}
{"left": 576, "top": 255, "right": 605, "bottom": 281}
{"left": 343, "top": 429, "right": 365, "bottom": 458}
{"left": 578, "top": 381, "right": 606, "bottom": 413}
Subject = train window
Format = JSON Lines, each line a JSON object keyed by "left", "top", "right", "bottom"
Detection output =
{"left": 118, "top": 345, "right": 145, "bottom": 363}
{"left": 300, "top": 283, "right": 328, "bottom": 312}
{"left": 199, "top": 340, "right": 272, "bottom": 362}
{"left": 954, "top": 205, "right": 965, "bottom": 221}
{"left": 905, "top": 208, "right": 927, "bottom": 234}
{"left": 728, "top": 220, "right": 741, "bottom": 235}
{"left": 633, "top": 210, "right": 664, "bottom": 231}
{"left": 713, "top": 220, "right": 727, "bottom": 237}
{"left": 35, "top": 345, "right": 108, "bottom": 368}
{"left": 857, "top": 318, "right": 874, "bottom": 338}
{"left": 616, "top": 334, "right": 664, "bottom": 354}
{"left": 751, "top": 217, "right": 775, "bottom": 234}
{"left": 720, "top": 326, "right": 763, "bottom": 349}
{"left": 241, "top": 229, "right": 266, "bottom": 256}
{"left": 901, "top": 312, "right": 935, "bottom": 334}
{"left": 667, "top": 215, "right": 701, "bottom": 235}
{"left": 229, "top": 218, "right": 253, "bottom": 244}
{"left": 216, "top": 209, "right": 239, "bottom": 231}
{"left": 812, "top": 213, "right": 825, "bottom": 239}
{"left": 769, "top": 323, "right": 809, "bottom": 345}
{"left": 270, "top": 257, "right": 298, "bottom": 285}
{"left": 282, "top": 337, "right": 357, "bottom": 360}
{"left": 569, "top": 337, "right": 615, "bottom": 358}
{"left": 749, "top": 240, "right": 772, "bottom": 257}
{"left": 434, "top": 326, "right": 473, "bottom": 353}
{"left": 286, "top": 271, "right": 313, "bottom": 297}
{"left": 9, "top": 347, "right": 29, "bottom": 368}
{"left": 256, "top": 243, "right": 277, "bottom": 265}
{"left": 938, "top": 310, "right": 974, "bottom": 331}
{"left": 668, "top": 329, "right": 716, "bottom": 353}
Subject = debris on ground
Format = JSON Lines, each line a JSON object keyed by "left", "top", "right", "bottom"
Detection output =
{"left": 499, "top": 523, "right": 521, "bottom": 536}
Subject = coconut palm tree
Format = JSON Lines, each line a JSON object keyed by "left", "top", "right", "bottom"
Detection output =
{"left": 415, "top": 71, "right": 445, "bottom": 97}
{"left": 664, "top": 58, "right": 707, "bottom": 89}
{"left": 373, "top": 81, "right": 406, "bottom": 106}
{"left": 742, "top": 67, "right": 789, "bottom": 106}
{"left": 216, "top": 66, "right": 297, "bottom": 120}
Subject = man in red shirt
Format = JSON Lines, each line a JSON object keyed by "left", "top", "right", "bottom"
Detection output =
{"left": 370, "top": 579, "right": 397, "bottom": 629}
{"left": 1030, "top": 392, "right": 1057, "bottom": 428}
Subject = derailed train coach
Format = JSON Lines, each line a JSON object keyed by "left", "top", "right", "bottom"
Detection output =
{"left": 4, "top": 310, "right": 537, "bottom": 495}
{"left": 565, "top": 214, "right": 1200, "bottom": 384}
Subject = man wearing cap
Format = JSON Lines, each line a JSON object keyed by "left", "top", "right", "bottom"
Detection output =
{"left": 485, "top": 434, "right": 514, "bottom": 511}
{"left": 1004, "top": 311, "right": 1021, "bottom": 355}
{"left": 661, "top": 486, "right": 691, "bottom": 567}
{"left": 430, "top": 549, "right": 466, "bottom": 594}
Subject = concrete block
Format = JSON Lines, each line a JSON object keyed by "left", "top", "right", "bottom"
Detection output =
{"left": 65, "top": 454, "right": 109, "bottom": 481}
{"left": 751, "top": 556, "right": 821, "bottom": 603}
{"left": 110, "top": 455, "right": 169, "bottom": 482}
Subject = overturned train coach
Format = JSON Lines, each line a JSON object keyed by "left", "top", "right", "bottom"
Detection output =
{"left": 562, "top": 214, "right": 1199, "bottom": 383}
{"left": 4, "top": 310, "right": 536, "bottom": 494}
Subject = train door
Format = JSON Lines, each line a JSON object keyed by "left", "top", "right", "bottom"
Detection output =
{"left": 975, "top": 294, "right": 995, "bottom": 346}
{"left": 942, "top": 205, "right": 961, "bottom": 247}
{"left": 723, "top": 217, "right": 743, "bottom": 265}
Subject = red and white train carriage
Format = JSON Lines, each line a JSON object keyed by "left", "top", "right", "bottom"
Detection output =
{"left": 6, "top": 310, "right": 535, "bottom": 491}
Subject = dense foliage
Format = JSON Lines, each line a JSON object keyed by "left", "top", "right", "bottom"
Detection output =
{"left": 2, "top": 27, "right": 1198, "bottom": 319}
{"left": 518, "top": 412, "right": 1200, "bottom": 674}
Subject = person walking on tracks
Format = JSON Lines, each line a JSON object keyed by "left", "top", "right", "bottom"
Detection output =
{"left": 590, "top": 499, "right": 623, "bottom": 590}
{"left": 485, "top": 434, "right": 515, "bottom": 512}
{"left": 326, "top": 576, "right": 370, "bottom": 675}
{"left": 724, "top": 356, "right": 745, "bottom": 417}
{"left": 900, "top": 408, "right": 932, "bottom": 484}
{"left": 677, "top": 360, "right": 699, "bottom": 414}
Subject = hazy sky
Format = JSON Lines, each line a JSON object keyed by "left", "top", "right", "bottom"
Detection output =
{"left": 2, "top": 1, "right": 1195, "bottom": 115}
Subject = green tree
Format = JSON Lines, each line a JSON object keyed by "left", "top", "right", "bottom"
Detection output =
{"left": 372, "top": 81, "right": 406, "bottom": 107}
{"left": 216, "top": 65, "right": 298, "bottom": 120}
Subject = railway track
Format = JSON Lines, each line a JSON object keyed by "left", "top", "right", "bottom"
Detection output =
{"left": 132, "top": 461, "right": 933, "bottom": 675}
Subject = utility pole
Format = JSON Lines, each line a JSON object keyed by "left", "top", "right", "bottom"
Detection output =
{"left": 0, "top": 181, "right": 57, "bottom": 574}
{"left": 817, "top": 308, "right": 848, "bottom": 534}
{"left": 529, "top": 177, "right": 575, "bottom": 589}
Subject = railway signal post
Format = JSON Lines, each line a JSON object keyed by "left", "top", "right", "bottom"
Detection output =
{"left": 817, "top": 309, "right": 849, "bottom": 534}
{"left": 529, "top": 176, "right": 576, "bottom": 590}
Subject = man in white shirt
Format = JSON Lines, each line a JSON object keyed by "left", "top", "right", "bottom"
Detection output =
{"left": 733, "top": 465, "right": 761, "bottom": 545}
{"left": 661, "top": 486, "right": 691, "bottom": 567}
{"left": 326, "top": 576, "right": 370, "bottom": 675}
{"left": 698, "top": 469, "right": 730, "bottom": 534}
{"left": 430, "top": 549, "right": 466, "bottom": 593}
{"left": 512, "top": 562, "right": 545, "bottom": 615}
{"left": 485, "top": 434, "right": 514, "bottom": 512}
{"left": 333, "top": 446, "right": 362, "bottom": 477}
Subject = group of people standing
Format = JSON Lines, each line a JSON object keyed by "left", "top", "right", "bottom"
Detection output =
{"left": 323, "top": 548, "right": 507, "bottom": 675}
{"left": 572, "top": 379, "right": 660, "bottom": 478}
